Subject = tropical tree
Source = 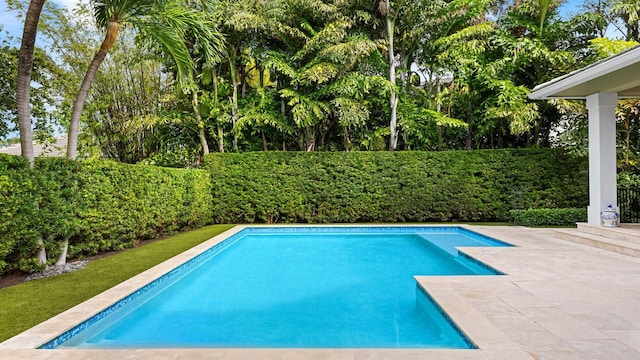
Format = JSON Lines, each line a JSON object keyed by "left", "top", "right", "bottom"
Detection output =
{"left": 1, "top": 44, "right": 19, "bottom": 140}
{"left": 394, "top": 0, "right": 490, "bottom": 150}
{"left": 206, "top": 0, "right": 304, "bottom": 151}
{"left": 66, "top": 0, "right": 208, "bottom": 159}
{"left": 166, "top": 0, "right": 226, "bottom": 156}
{"left": 436, "top": 0, "right": 587, "bottom": 149}
{"left": 80, "top": 30, "right": 181, "bottom": 163}
{"left": 15, "top": 0, "right": 46, "bottom": 167}
{"left": 265, "top": 0, "right": 389, "bottom": 151}
{"left": 613, "top": 0, "right": 640, "bottom": 41}
{"left": 377, "top": 0, "right": 399, "bottom": 150}
{"left": 0, "top": 44, "right": 62, "bottom": 144}
{"left": 8, "top": 0, "right": 67, "bottom": 268}
{"left": 571, "top": 0, "right": 617, "bottom": 39}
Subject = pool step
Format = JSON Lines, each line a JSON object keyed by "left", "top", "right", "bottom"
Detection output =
{"left": 555, "top": 228, "right": 640, "bottom": 258}
{"left": 416, "top": 233, "right": 491, "bottom": 256}
{"left": 576, "top": 222, "right": 640, "bottom": 244}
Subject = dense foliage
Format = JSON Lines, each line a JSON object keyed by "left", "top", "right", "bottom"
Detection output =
{"left": 0, "top": 154, "right": 34, "bottom": 272}
{"left": 204, "top": 149, "right": 588, "bottom": 224}
{"left": 4, "top": 0, "right": 640, "bottom": 167}
{"left": 0, "top": 155, "right": 213, "bottom": 274}
{"left": 509, "top": 208, "right": 587, "bottom": 226}
{"left": 0, "top": 41, "right": 62, "bottom": 141}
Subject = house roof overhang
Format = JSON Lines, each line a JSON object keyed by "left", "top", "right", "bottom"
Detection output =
{"left": 528, "top": 45, "right": 640, "bottom": 100}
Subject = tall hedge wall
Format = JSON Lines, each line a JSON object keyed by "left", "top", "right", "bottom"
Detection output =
{"left": 0, "top": 155, "right": 213, "bottom": 274}
{"left": 204, "top": 149, "right": 588, "bottom": 224}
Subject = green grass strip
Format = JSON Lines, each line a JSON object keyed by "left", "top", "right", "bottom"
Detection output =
{"left": 0, "top": 224, "right": 235, "bottom": 343}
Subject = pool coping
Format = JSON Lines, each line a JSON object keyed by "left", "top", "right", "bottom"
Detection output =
{"left": 0, "top": 224, "right": 526, "bottom": 359}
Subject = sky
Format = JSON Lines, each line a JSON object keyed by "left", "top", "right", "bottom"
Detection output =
{"left": 558, "top": 0, "right": 584, "bottom": 18}
{"left": 0, "top": 0, "right": 80, "bottom": 44}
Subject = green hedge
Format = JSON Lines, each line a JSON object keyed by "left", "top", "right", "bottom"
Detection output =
{"left": 509, "top": 208, "right": 587, "bottom": 226}
{"left": 0, "top": 155, "right": 35, "bottom": 272}
{"left": 204, "top": 149, "right": 588, "bottom": 224}
{"left": 0, "top": 156, "right": 213, "bottom": 274}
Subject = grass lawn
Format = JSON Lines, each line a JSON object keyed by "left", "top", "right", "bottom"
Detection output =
{"left": 0, "top": 224, "right": 234, "bottom": 343}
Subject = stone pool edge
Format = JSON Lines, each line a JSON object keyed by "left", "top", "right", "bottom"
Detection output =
{"left": 0, "top": 224, "right": 524, "bottom": 360}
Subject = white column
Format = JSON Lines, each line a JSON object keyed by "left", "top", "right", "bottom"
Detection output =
{"left": 586, "top": 92, "right": 618, "bottom": 226}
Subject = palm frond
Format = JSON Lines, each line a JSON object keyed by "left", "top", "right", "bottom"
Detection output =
{"left": 421, "top": 109, "right": 467, "bottom": 128}
{"left": 264, "top": 52, "right": 299, "bottom": 79}
{"left": 316, "top": 73, "right": 392, "bottom": 99}
{"left": 316, "top": 37, "right": 379, "bottom": 66}
{"left": 280, "top": 89, "right": 330, "bottom": 128}
{"left": 433, "top": 22, "right": 494, "bottom": 47}
{"left": 293, "top": 20, "right": 351, "bottom": 61}
{"left": 90, "top": 0, "right": 160, "bottom": 28}
{"left": 235, "top": 112, "right": 294, "bottom": 134}
{"left": 331, "top": 97, "right": 369, "bottom": 128}
{"left": 137, "top": 21, "right": 194, "bottom": 86}
{"left": 297, "top": 62, "right": 340, "bottom": 85}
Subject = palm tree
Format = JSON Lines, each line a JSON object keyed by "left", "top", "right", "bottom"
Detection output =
{"left": 612, "top": 0, "right": 640, "bottom": 41}
{"left": 378, "top": 0, "right": 399, "bottom": 150}
{"left": 16, "top": 0, "right": 46, "bottom": 167}
{"left": 180, "top": 1, "right": 225, "bottom": 155}
{"left": 67, "top": 0, "right": 203, "bottom": 159}
{"left": 15, "top": 0, "right": 47, "bottom": 266}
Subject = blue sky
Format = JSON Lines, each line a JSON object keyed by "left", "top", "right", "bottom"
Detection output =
{"left": 558, "top": 0, "right": 585, "bottom": 18}
{"left": 1, "top": 0, "right": 79, "bottom": 44}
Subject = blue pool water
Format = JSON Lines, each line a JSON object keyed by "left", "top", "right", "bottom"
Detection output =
{"left": 46, "top": 226, "right": 511, "bottom": 349}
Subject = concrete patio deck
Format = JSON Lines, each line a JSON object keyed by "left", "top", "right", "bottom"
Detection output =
{"left": 1, "top": 225, "right": 639, "bottom": 359}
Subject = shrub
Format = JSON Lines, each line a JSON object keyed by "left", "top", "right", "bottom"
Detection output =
{"left": 0, "top": 155, "right": 37, "bottom": 273}
{"left": 69, "top": 160, "right": 214, "bottom": 257}
{"left": 509, "top": 208, "right": 587, "bottom": 226}
{"left": 0, "top": 156, "right": 213, "bottom": 274}
{"left": 618, "top": 172, "right": 640, "bottom": 188}
{"left": 204, "top": 149, "right": 589, "bottom": 224}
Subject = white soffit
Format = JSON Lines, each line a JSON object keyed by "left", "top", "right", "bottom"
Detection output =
{"left": 529, "top": 45, "right": 640, "bottom": 100}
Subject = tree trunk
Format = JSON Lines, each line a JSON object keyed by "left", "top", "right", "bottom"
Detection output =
{"left": 36, "top": 236, "right": 47, "bottom": 269}
{"left": 16, "top": 0, "right": 46, "bottom": 167}
{"left": 228, "top": 49, "right": 239, "bottom": 151}
{"left": 624, "top": 116, "right": 630, "bottom": 163}
{"left": 386, "top": 10, "right": 399, "bottom": 151}
{"left": 68, "top": 21, "right": 120, "bottom": 159}
{"left": 217, "top": 125, "right": 224, "bottom": 152}
{"left": 305, "top": 128, "right": 316, "bottom": 151}
{"left": 436, "top": 84, "right": 442, "bottom": 150}
{"left": 213, "top": 70, "right": 224, "bottom": 153}
{"left": 280, "top": 98, "right": 287, "bottom": 151}
{"left": 261, "top": 131, "right": 268, "bottom": 151}
{"left": 192, "top": 91, "right": 209, "bottom": 155}
{"left": 67, "top": 49, "right": 108, "bottom": 159}
{"left": 55, "top": 237, "right": 69, "bottom": 267}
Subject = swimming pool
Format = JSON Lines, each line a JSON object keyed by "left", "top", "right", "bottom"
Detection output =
{"left": 42, "top": 226, "right": 511, "bottom": 349}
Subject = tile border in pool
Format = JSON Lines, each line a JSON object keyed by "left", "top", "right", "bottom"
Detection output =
{"left": 38, "top": 234, "right": 243, "bottom": 349}
{"left": 415, "top": 285, "right": 477, "bottom": 349}
{"left": 457, "top": 251, "right": 506, "bottom": 275}
{"left": 0, "top": 224, "right": 516, "bottom": 357}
